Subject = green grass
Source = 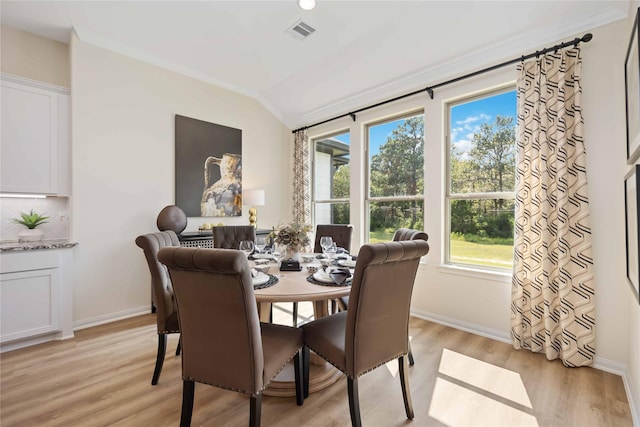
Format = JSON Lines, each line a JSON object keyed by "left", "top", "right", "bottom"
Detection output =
{"left": 369, "top": 229, "right": 396, "bottom": 243}
{"left": 450, "top": 236, "right": 513, "bottom": 269}
{"left": 369, "top": 229, "right": 513, "bottom": 269}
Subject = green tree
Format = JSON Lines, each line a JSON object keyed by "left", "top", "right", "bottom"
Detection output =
{"left": 332, "top": 165, "right": 350, "bottom": 224}
{"left": 467, "top": 115, "right": 515, "bottom": 194}
{"left": 369, "top": 116, "right": 424, "bottom": 230}
{"left": 450, "top": 115, "right": 516, "bottom": 239}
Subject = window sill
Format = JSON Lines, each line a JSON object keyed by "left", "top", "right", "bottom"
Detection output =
{"left": 437, "top": 264, "right": 512, "bottom": 283}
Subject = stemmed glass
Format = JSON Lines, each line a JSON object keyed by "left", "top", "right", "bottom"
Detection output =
{"left": 320, "top": 236, "right": 333, "bottom": 253}
{"left": 239, "top": 240, "right": 254, "bottom": 258}
{"left": 322, "top": 242, "right": 337, "bottom": 271}
{"left": 254, "top": 236, "right": 267, "bottom": 254}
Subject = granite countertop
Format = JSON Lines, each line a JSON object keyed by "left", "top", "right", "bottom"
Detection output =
{"left": 0, "top": 239, "right": 78, "bottom": 252}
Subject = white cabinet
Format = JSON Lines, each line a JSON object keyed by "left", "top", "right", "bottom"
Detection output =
{"left": 0, "top": 249, "right": 74, "bottom": 352}
{"left": 1, "top": 268, "right": 60, "bottom": 342}
{"left": 1, "top": 75, "right": 70, "bottom": 195}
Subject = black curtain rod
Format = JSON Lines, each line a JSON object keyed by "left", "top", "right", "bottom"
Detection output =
{"left": 292, "top": 32, "right": 593, "bottom": 134}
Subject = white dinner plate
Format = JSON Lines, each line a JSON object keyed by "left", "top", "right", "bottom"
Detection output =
{"left": 252, "top": 253, "right": 274, "bottom": 260}
{"left": 338, "top": 259, "right": 356, "bottom": 268}
{"left": 252, "top": 272, "right": 270, "bottom": 286}
{"left": 313, "top": 270, "right": 352, "bottom": 284}
{"left": 313, "top": 271, "right": 334, "bottom": 283}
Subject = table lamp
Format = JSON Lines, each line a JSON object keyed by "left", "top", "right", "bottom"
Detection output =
{"left": 243, "top": 189, "right": 265, "bottom": 228}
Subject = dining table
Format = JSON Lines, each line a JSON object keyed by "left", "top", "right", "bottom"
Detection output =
{"left": 252, "top": 259, "right": 353, "bottom": 397}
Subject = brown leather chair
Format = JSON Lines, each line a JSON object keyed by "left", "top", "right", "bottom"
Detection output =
{"left": 212, "top": 225, "right": 256, "bottom": 249}
{"left": 157, "top": 246, "right": 304, "bottom": 427}
{"left": 302, "top": 240, "right": 429, "bottom": 427}
{"left": 313, "top": 224, "right": 353, "bottom": 253}
{"left": 338, "top": 228, "right": 428, "bottom": 365}
{"left": 392, "top": 228, "right": 429, "bottom": 243}
{"left": 303, "top": 224, "right": 354, "bottom": 322}
{"left": 135, "top": 230, "right": 182, "bottom": 385}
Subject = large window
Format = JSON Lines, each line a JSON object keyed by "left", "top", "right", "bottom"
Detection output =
{"left": 446, "top": 88, "right": 516, "bottom": 270}
{"left": 312, "top": 131, "right": 350, "bottom": 225}
{"left": 367, "top": 113, "right": 424, "bottom": 242}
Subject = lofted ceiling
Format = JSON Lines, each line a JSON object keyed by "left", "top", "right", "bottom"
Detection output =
{"left": 0, "top": 1, "right": 630, "bottom": 129}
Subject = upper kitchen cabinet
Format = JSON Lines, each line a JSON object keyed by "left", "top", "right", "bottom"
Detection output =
{"left": 1, "top": 76, "right": 70, "bottom": 196}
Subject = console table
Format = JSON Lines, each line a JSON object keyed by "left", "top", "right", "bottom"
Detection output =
{"left": 178, "top": 228, "right": 271, "bottom": 248}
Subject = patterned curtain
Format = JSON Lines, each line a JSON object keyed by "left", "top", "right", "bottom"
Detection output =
{"left": 511, "top": 48, "right": 595, "bottom": 367}
{"left": 292, "top": 129, "right": 311, "bottom": 224}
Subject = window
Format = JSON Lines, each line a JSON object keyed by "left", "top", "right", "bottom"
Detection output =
{"left": 312, "top": 131, "right": 350, "bottom": 225}
{"left": 367, "top": 113, "right": 424, "bottom": 242}
{"left": 446, "top": 88, "right": 516, "bottom": 270}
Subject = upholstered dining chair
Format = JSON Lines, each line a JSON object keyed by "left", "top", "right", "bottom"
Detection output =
{"left": 312, "top": 224, "right": 353, "bottom": 253}
{"left": 212, "top": 225, "right": 256, "bottom": 249}
{"left": 337, "top": 227, "right": 428, "bottom": 365}
{"left": 135, "top": 230, "right": 182, "bottom": 385}
{"left": 301, "top": 240, "right": 429, "bottom": 427}
{"left": 297, "top": 224, "right": 354, "bottom": 323}
{"left": 157, "top": 246, "right": 304, "bottom": 427}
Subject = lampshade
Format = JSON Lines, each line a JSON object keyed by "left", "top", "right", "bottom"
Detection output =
{"left": 244, "top": 189, "right": 265, "bottom": 207}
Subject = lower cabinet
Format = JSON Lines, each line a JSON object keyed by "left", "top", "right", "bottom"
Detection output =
{"left": 0, "top": 249, "right": 74, "bottom": 352}
{"left": 1, "top": 268, "right": 59, "bottom": 342}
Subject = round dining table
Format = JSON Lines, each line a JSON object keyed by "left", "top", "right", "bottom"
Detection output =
{"left": 253, "top": 264, "right": 351, "bottom": 397}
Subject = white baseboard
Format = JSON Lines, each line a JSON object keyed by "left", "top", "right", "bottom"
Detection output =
{"left": 73, "top": 305, "right": 150, "bottom": 331}
{"left": 410, "top": 308, "right": 511, "bottom": 344}
{"left": 410, "top": 308, "right": 639, "bottom": 426}
{"left": 622, "top": 366, "right": 640, "bottom": 427}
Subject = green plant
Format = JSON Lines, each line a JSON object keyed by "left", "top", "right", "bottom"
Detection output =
{"left": 13, "top": 210, "right": 49, "bottom": 229}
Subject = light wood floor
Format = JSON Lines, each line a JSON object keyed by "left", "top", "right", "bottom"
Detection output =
{"left": 1, "top": 303, "right": 633, "bottom": 427}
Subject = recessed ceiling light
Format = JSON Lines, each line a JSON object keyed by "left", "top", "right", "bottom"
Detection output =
{"left": 298, "top": 0, "right": 316, "bottom": 11}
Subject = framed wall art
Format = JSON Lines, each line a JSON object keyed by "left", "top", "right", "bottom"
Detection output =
{"left": 175, "top": 115, "right": 242, "bottom": 217}
{"left": 625, "top": 165, "right": 640, "bottom": 304}
{"left": 625, "top": 7, "right": 640, "bottom": 164}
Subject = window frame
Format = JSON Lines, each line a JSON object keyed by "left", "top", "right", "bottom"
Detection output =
{"left": 310, "top": 129, "right": 351, "bottom": 226}
{"left": 444, "top": 85, "right": 516, "bottom": 271}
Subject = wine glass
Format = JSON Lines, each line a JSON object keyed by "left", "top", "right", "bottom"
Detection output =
{"left": 272, "top": 244, "right": 285, "bottom": 273}
{"left": 239, "top": 240, "right": 254, "bottom": 258}
{"left": 322, "top": 241, "right": 337, "bottom": 268}
{"left": 254, "top": 236, "right": 267, "bottom": 254}
{"left": 320, "top": 236, "right": 333, "bottom": 253}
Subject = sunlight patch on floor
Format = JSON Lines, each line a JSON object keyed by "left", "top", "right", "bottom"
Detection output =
{"left": 429, "top": 349, "right": 538, "bottom": 426}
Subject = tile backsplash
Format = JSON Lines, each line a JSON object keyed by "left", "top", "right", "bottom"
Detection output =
{"left": 0, "top": 197, "right": 70, "bottom": 241}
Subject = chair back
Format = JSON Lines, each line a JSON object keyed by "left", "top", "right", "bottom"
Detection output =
{"left": 392, "top": 228, "right": 428, "bottom": 242}
{"left": 313, "top": 224, "right": 354, "bottom": 253}
{"left": 157, "top": 247, "right": 264, "bottom": 394}
{"left": 212, "top": 225, "right": 256, "bottom": 249}
{"left": 135, "top": 230, "right": 181, "bottom": 333}
{"left": 345, "top": 240, "right": 429, "bottom": 378}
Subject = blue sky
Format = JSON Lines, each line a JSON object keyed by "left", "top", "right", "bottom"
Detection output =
{"left": 331, "top": 90, "right": 516, "bottom": 157}
{"left": 450, "top": 90, "right": 516, "bottom": 158}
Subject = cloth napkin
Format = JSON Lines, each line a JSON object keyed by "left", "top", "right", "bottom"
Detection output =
{"left": 329, "top": 267, "right": 352, "bottom": 285}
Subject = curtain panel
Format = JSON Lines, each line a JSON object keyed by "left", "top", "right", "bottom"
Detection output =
{"left": 292, "top": 129, "right": 311, "bottom": 225}
{"left": 511, "top": 48, "right": 596, "bottom": 367}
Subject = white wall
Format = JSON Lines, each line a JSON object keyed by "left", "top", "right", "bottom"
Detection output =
{"left": 70, "top": 32, "right": 291, "bottom": 326}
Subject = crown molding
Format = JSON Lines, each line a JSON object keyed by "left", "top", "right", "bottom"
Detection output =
{"left": 1, "top": 73, "right": 70, "bottom": 94}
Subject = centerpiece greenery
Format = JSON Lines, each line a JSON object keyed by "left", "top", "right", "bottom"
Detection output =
{"left": 270, "top": 222, "right": 312, "bottom": 256}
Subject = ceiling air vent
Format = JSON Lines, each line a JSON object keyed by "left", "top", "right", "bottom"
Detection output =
{"left": 286, "top": 20, "right": 316, "bottom": 40}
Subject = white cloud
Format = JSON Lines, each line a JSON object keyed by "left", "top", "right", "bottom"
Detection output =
{"left": 456, "top": 113, "right": 491, "bottom": 126}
